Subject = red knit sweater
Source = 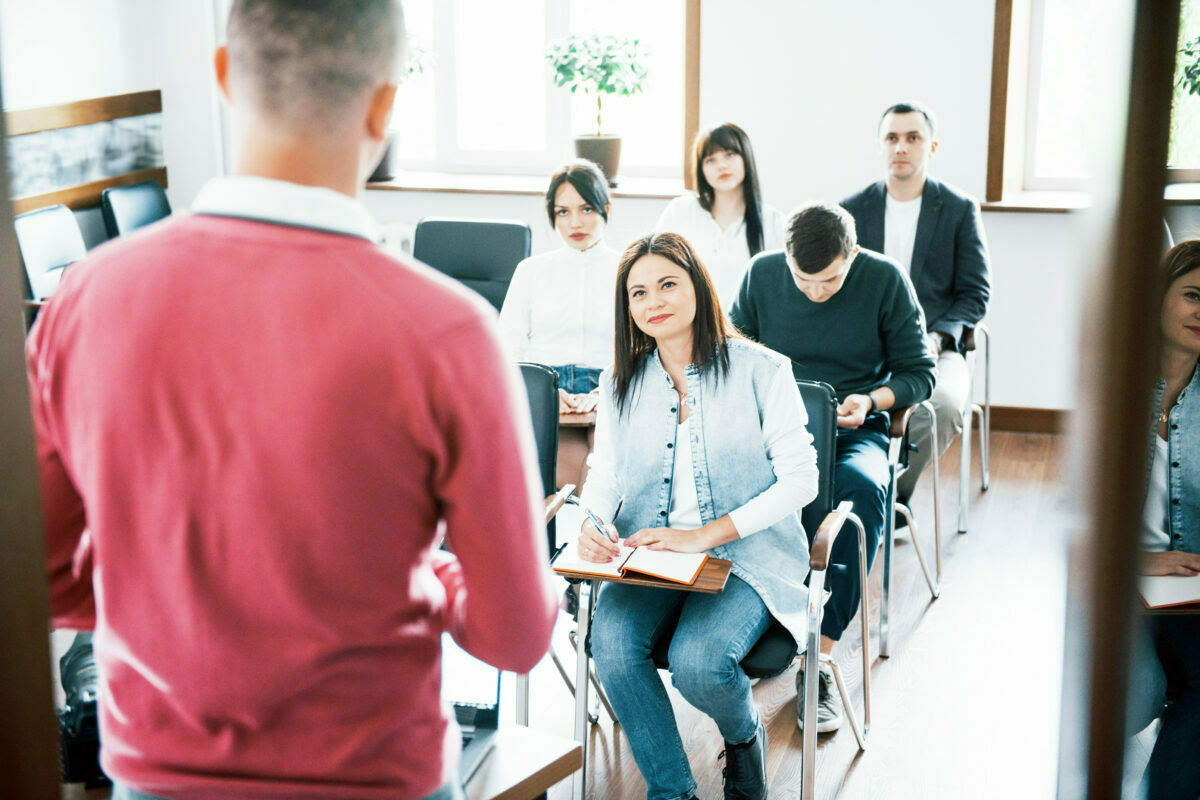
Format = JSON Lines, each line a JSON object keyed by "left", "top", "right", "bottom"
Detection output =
{"left": 26, "top": 214, "right": 558, "bottom": 799}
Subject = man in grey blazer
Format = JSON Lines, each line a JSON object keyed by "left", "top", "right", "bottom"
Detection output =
{"left": 841, "top": 101, "right": 991, "bottom": 507}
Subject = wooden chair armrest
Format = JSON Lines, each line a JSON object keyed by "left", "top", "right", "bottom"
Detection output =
{"left": 810, "top": 501, "right": 854, "bottom": 570}
{"left": 889, "top": 405, "right": 917, "bottom": 439}
{"left": 22, "top": 299, "right": 46, "bottom": 310}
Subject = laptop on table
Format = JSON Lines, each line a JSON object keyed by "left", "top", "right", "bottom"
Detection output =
{"left": 441, "top": 633, "right": 501, "bottom": 785}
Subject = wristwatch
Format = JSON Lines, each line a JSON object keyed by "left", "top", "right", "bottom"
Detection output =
{"left": 867, "top": 393, "right": 877, "bottom": 412}
{"left": 935, "top": 332, "right": 955, "bottom": 353}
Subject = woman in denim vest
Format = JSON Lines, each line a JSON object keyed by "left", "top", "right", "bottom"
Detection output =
{"left": 1128, "top": 239, "right": 1200, "bottom": 799}
{"left": 578, "top": 232, "right": 818, "bottom": 800}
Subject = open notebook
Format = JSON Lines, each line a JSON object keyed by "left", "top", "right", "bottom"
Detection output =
{"left": 1140, "top": 574, "right": 1200, "bottom": 609}
{"left": 553, "top": 541, "right": 708, "bottom": 585}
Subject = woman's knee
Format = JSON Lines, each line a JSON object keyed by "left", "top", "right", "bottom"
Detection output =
{"left": 668, "top": 637, "right": 740, "bottom": 699}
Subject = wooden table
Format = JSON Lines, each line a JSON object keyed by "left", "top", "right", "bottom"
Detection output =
{"left": 554, "top": 558, "right": 732, "bottom": 800}
{"left": 559, "top": 411, "right": 596, "bottom": 428}
{"left": 465, "top": 728, "right": 582, "bottom": 800}
{"left": 556, "top": 412, "right": 597, "bottom": 492}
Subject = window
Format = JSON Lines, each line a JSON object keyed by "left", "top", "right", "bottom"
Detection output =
{"left": 991, "top": 0, "right": 1199, "bottom": 200}
{"left": 390, "top": 0, "right": 685, "bottom": 179}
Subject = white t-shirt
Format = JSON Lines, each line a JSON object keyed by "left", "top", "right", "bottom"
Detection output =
{"left": 497, "top": 242, "right": 618, "bottom": 368}
{"left": 654, "top": 193, "right": 786, "bottom": 309}
{"left": 884, "top": 192, "right": 923, "bottom": 273}
{"left": 1141, "top": 435, "right": 1171, "bottom": 552}
{"left": 668, "top": 417, "right": 703, "bottom": 530}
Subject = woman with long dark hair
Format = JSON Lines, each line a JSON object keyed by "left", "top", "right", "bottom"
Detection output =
{"left": 1128, "top": 240, "right": 1200, "bottom": 799}
{"left": 499, "top": 159, "right": 618, "bottom": 413}
{"left": 578, "top": 232, "right": 817, "bottom": 800}
{"left": 653, "top": 123, "right": 784, "bottom": 308}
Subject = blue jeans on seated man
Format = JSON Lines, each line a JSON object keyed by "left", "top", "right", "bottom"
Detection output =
{"left": 822, "top": 414, "right": 890, "bottom": 641}
{"left": 113, "top": 778, "right": 467, "bottom": 800}
{"left": 590, "top": 574, "right": 772, "bottom": 800}
{"left": 552, "top": 364, "right": 602, "bottom": 395}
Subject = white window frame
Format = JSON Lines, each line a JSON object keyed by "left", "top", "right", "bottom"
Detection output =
{"left": 1022, "top": 0, "right": 1084, "bottom": 192}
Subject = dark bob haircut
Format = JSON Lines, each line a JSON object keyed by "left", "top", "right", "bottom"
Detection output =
{"left": 545, "top": 159, "right": 611, "bottom": 228}
{"left": 611, "top": 232, "right": 736, "bottom": 415}
{"left": 878, "top": 100, "right": 938, "bottom": 138}
{"left": 692, "top": 123, "right": 768, "bottom": 257}
{"left": 785, "top": 202, "right": 858, "bottom": 274}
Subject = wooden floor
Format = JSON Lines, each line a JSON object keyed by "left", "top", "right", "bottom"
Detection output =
{"left": 516, "top": 431, "right": 1068, "bottom": 800}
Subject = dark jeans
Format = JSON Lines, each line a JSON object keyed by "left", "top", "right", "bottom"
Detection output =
{"left": 821, "top": 414, "right": 890, "bottom": 641}
{"left": 1145, "top": 615, "right": 1200, "bottom": 800}
{"left": 552, "top": 364, "right": 602, "bottom": 394}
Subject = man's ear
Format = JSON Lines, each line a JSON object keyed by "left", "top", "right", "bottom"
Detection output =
{"left": 214, "top": 45, "right": 232, "bottom": 104}
{"left": 365, "top": 83, "right": 399, "bottom": 141}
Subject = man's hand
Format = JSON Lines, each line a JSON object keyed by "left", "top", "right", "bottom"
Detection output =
{"left": 1141, "top": 550, "right": 1200, "bottom": 576}
{"left": 626, "top": 526, "right": 716, "bottom": 553}
{"left": 927, "top": 332, "right": 943, "bottom": 356}
{"left": 836, "top": 394, "right": 873, "bottom": 429}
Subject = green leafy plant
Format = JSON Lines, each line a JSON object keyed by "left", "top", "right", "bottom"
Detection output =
{"left": 545, "top": 34, "right": 649, "bottom": 136}
{"left": 403, "top": 38, "right": 433, "bottom": 80}
{"left": 1179, "top": 35, "right": 1200, "bottom": 96}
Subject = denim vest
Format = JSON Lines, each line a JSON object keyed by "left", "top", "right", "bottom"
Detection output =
{"left": 1148, "top": 363, "right": 1200, "bottom": 553}
{"left": 604, "top": 339, "right": 812, "bottom": 643}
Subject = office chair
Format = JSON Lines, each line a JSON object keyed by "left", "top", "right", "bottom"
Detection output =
{"left": 639, "top": 380, "right": 871, "bottom": 799}
{"left": 412, "top": 217, "right": 531, "bottom": 312}
{"left": 956, "top": 324, "right": 992, "bottom": 535}
{"left": 100, "top": 180, "right": 171, "bottom": 238}
{"left": 515, "top": 362, "right": 616, "bottom": 728}
{"left": 14, "top": 204, "right": 88, "bottom": 330}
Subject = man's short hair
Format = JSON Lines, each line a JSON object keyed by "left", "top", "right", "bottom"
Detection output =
{"left": 785, "top": 202, "right": 857, "bottom": 274}
{"left": 878, "top": 101, "right": 938, "bottom": 138}
{"left": 227, "top": 0, "right": 404, "bottom": 131}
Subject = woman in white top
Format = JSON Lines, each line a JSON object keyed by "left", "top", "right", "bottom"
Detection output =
{"left": 500, "top": 159, "right": 620, "bottom": 413}
{"left": 654, "top": 122, "right": 785, "bottom": 309}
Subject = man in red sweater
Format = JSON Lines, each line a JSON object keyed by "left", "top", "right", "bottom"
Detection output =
{"left": 25, "top": 2, "right": 558, "bottom": 798}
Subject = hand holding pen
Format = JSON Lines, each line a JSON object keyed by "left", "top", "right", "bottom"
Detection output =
{"left": 577, "top": 506, "right": 622, "bottom": 563}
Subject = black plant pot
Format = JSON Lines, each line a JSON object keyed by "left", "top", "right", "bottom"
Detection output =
{"left": 369, "top": 136, "right": 397, "bottom": 183}
{"left": 575, "top": 135, "right": 621, "bottom": 187}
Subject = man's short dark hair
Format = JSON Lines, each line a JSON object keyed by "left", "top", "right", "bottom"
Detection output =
{"left": 227, "top": 0, "right": 404, "bottom": 131}
{"left": 785, "top": 203, "right": 857, "bottom": 274}
{"left": 879, "top": 101, "right": 937, "bottom": 138}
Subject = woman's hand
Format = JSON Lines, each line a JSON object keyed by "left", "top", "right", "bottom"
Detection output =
{"left": 1140, "top": 550, "right": 1200, "bottom": 576}
{"left": 559, "top": 389, "right": 578, "bottom": 414}
{"left": 559, "top": 390, "right": 597, "bottom": 414}
{"left": 627, "top": 527, "right": 713, "bottom": 553}
{"left": 578, "top": 517, "right": 621, "bottom": 562}
{"left": 836, "top": 394, "right": 872, "bottom": 429}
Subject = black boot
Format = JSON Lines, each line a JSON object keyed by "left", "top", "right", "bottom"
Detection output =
{"left": 720, "top": 717, "right": 768, "bottom": 799}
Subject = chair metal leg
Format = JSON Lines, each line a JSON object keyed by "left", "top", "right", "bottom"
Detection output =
{"left": 551, "top": 647, "right": 601, "bottom": 725}
{"left": 897, "top": 504, "right": 939, "bottom": 599}
{"left": 977, "top": 323, "right": 992, "bottom": 492}
{"left": 975, "top": 403, "right": 990, "bottom": 491}
{"left": 847, "top": 512, "right": 871, "bottom": 747}
{"left": 572, "top": 580, "right": 594, "bottom": 800}
{"left": 880, "top": 455, "right": 897, "bottom": 658}
{"left": 825, "top": 656, "right": 868, "bottom": 752}
{"left": 516, "top": 673, "right": 530, "bottom": 726}
{"left": 562, "top": 630, "right": 616, "bottom": 724}
{"left": 958, "top": 391, "right": 973, "bottom": 535}
{"left": 921, "top": 400, "right": 943, "bottom": 587}
{"left": 802, "top": 567, "right": 827, "bottom": 800}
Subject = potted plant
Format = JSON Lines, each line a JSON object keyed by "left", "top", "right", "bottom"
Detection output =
{"left": 546, "top": 34, "right": 649, "bottom": 187}
{"left": 369, "top": 39, "right": 434, "bottom": 183}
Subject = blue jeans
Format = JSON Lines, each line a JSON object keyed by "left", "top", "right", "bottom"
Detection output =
{"left": 552, "top": 364, "right": 602, "bottom": 394}
{"left": 113, "top": 778, "right": 467, "bottom": 800}
{"left": 822, "top": 414, "right": 890, "bottom": 640}
{"left": 590, "top": 574, "right": 771, "bottom": 800}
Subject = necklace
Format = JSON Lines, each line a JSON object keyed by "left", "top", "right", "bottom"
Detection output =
{"left": 1160, "top": 406, "right": 1170, "bottom": 424}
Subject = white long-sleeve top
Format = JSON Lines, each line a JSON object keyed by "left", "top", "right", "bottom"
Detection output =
{"left": 583, "top": 353, "right": 818, "bottom": 538}
{"left": 497, "top": 242, "right": 619, "bottom": 368}
{"left": 654, "top": 193, "right": 786, "bottom": 310}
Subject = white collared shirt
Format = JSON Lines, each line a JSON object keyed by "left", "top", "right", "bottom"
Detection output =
{"left": 884, "top": 192, "right": 922, "bottom": 273}
{"left": 191, "top": 176, "right": 380, "bottom": 242}
{"left": 653, "top": 192, "right": 785, "bottom": 309}
{"left": 497, "top": 242, "right": 619, "bottom": 369}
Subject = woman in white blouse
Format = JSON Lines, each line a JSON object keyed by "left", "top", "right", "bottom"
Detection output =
{"left": 499, "top": 160, "right": 619, "bottom": 413}
{"left": 654, "top": 122, "right": 785, "bottom": 309}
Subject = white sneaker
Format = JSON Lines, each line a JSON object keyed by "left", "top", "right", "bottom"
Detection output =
{"left": 795, "top": 661, "right": 844, "bottom": 733}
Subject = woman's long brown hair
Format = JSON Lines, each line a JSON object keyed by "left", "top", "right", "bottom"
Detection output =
{"left": 612, "top": 232, "right": 735, "bottom": 415}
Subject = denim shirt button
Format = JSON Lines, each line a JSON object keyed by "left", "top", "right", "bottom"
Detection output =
{"left": 667, "top": 442, "right": 674, "bottom": 448}
{"left": 663, "top": 478, "right": 670, "bottom": 484}
{"left": 670, "top": 407, "right": 677, "bottom": 413}
{"left": 1172, "top": 424, "right": 1179, "bottom": 431}
{"left": 659, "top": 510, "right": 667, "bottom": 517}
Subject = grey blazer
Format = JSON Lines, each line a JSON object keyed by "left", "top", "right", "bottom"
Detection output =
{"left": 841, "top": 178, "right": 991, "bottom": 353}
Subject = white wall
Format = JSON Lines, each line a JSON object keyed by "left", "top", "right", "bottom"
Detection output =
{"left": 0, "top": 0, "right": 226, "bottom": 211}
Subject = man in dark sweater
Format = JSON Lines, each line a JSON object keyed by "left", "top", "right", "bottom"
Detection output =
{"left": 841, "top": 101, "right": 991, "bottom": 505}
{"left": 730, "top": 201, "right": 935, "bottom": 733}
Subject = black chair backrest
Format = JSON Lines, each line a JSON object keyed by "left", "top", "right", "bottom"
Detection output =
{"left": 796, "top": 379, "right": 837, "bottom": 538}
{"left": 100, "top": 180, "right": 171, "bottom": 238}
{"left": 14, "top": 204, "right": 87, "bottom": 301}
{"left": 520, "top": 362, "right": 561, "bottom": 551}
{"left": 412, "top": 217, "right": 531, "bottom": 312}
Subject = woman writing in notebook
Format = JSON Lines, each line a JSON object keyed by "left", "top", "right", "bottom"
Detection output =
{"left": 1127, "top": 240, "right": 1200, "bottom": 799}
{"left": 653, "top": 122, "right": 785, "bottom": 310}
{"left": 578, "top": 232, "right": 817, "bottom": 800}
{"left": 499, "top": 159, "right": 618, "bottom": 414}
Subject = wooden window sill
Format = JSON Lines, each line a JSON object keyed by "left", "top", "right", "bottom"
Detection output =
{"left": 981, "top": 191, "right": 1090, "bottom": 213}
{"left": 367, "top": 169, "right": 685, "bottom": 200}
